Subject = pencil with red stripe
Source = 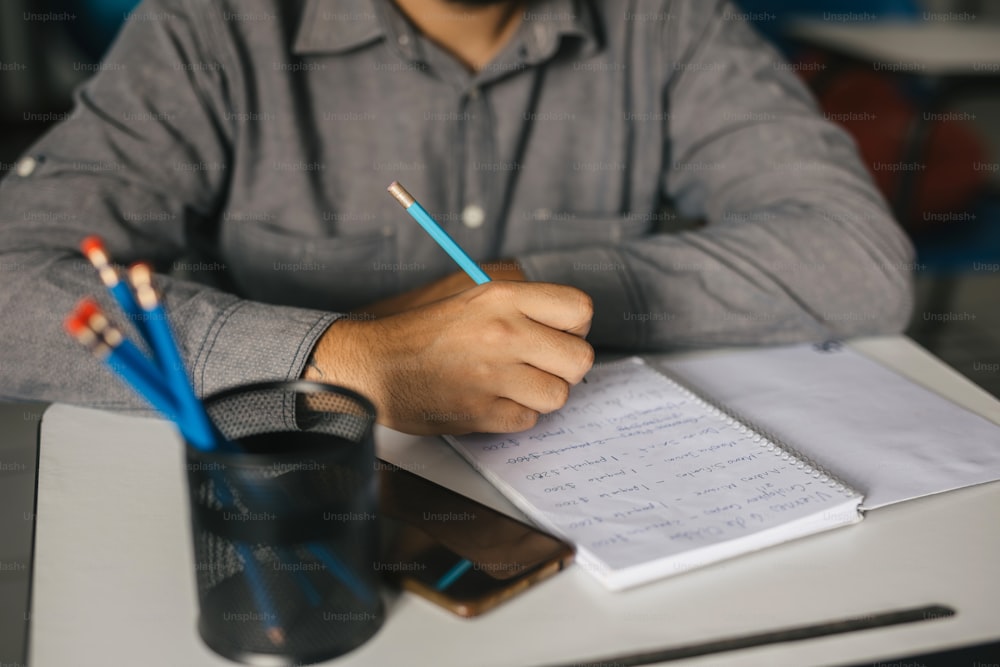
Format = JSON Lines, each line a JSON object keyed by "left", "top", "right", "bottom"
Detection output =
{"left": 128, "top": 263, "right": 219, "bottom": 451}
{"left": 80, "top": 236, "right": 153, "bottom": 345}
{"left": 65, "top": 302, "right": 287, "bottom": 645}
{"left": 65, "top": 301, "right": 180, "bottom": 423}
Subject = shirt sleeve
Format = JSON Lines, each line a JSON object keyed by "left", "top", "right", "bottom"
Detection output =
{"left": 517, "top": 0, "right": 915, "bottom": 350}
{"left": 0, "top": 0, "right": 338, "bottom": 410}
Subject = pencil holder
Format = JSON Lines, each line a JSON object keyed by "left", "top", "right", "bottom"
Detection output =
{"left": 186, "top": 380, "right": 384, "bottom": 666}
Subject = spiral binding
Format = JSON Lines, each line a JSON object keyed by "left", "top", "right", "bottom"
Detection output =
{"left": 643, "top": 359, "right": 862, "bottom": 501}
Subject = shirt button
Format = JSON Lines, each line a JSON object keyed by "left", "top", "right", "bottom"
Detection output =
{"left": 398, "top": 34, "right": 410, "bottom": 46}
{"left": 462, "top": 204, "right": 485, "bottom": 229}
{"left": 533, "top": 24, "right": 547, "bottom": 46}
{"left": 15, "top": 156, "right": 37, "bottom": 177}
{"left": 468, "top": 87, "right": 480, "bottom": 101}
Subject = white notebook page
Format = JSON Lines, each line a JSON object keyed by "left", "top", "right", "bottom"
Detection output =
{"left": 448, "top": 358, "right": 862, "bottom": 590}
{"left": 663, "top": 343, "right": 1000, "bottom": 509}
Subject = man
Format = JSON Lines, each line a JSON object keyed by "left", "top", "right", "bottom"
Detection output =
{"left": 0, "top": 0, "right": 914, "bottom": 434}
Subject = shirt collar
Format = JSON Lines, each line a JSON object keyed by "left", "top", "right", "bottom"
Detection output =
{"left": 293, "top": 0, "right": 387, "bottom": 56}
{"left": 293, "top": 0, "right": 600, "bottom": 61}
{"left": 520, "top": 0, "right": 601, "bottom": 64}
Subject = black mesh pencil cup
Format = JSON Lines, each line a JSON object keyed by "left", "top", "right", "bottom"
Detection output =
{"left": 186, "top": 381, "right": 384, "bottom": 666}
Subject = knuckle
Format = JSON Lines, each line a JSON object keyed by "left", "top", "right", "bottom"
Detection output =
{"left": 468, "top": 360, "right": 492, "bottom": 384}
{"left": 574, "top": 342, "right": 595, "bottom": 381}
{"left": 543, "top": 380, "right": 571, "bottom": 413}
{"left": 480, "top": 318, "right": 515, "bottom": 346}
{"left": 484, "top": 280, "right": 518, "bottom": 303}
{"left": 515, "top": 409, "right": 540, "bottom": 432}
{"left": 575, "top": 289, "right": 594, "bottom": 319}
{"left": 494, "top": 405, "right": 540, "bottom": 433}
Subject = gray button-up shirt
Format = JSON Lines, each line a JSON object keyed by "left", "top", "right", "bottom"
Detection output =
{"left": 0, "top": 0, "right": 914, "bottom": 409}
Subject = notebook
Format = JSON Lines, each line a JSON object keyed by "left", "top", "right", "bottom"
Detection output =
{"left": 445, "top": 343, "right": 1000, "bottom": 591}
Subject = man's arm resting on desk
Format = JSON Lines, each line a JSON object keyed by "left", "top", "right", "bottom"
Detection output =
{"left": 0, "top": 0, "right": 342, "bottom": 410}
{"left": 304, "top": 281, "right": 594, "bottom": 435}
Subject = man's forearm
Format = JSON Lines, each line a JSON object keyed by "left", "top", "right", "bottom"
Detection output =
{"left": 302, "top": 281, "right": 593, "bottom": 435}
{"left": 517, "top": 199, "right": 914, "bottom": 351}
{"left": 0, "top": 242, "right": 338, "bottom": 408}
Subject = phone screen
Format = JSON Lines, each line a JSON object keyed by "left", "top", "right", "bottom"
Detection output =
{"left": 377, "top": 459, "right": 574, "bottom": 617}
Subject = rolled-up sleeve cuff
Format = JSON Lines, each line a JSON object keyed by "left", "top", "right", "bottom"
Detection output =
{"left": 194, "top": 300, "right": 341, "bottom": 397}
{"left": 517, "top": 247, "right": 644, "bottom": 349}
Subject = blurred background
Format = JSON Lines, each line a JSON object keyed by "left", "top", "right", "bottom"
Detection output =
{"left": 1, "top": 0, "right": 998, "bottom": 402}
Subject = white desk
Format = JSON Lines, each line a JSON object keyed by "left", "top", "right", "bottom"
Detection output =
{"left": 28, "top": 337, "right": 1000, "bottom": 667}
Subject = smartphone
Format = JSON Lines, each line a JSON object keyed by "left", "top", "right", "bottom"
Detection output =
{"left": 377, "top": 459, "right": 574, "bottom": 617}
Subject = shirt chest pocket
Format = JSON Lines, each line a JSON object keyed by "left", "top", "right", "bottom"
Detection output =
{"left": 225, "top": 222, "right": 398, "bottom": 312}
{"left": 527, "top": 211, "right": 654, "bottom": 251}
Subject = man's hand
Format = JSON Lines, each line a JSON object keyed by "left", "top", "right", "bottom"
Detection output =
{"left": 353, "top": 259, "right": 526, "bottom": 318}
{"left": 305, "top": 281, "right": 593, "bottom": 435}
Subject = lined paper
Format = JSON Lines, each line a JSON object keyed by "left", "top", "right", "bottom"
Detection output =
{"left": 447, "top": 358, "right": 862, "bottom": 590}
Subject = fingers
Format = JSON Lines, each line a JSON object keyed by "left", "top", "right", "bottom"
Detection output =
{"left": 402, "top": 397, "right": 540, "bottom": 436}
{"left": 482, "top": 397, "right": 541, "bottom": 434}
{"left": 473, "top": 311, "right": 593, "bottom": 383}
{"left": 472, "top": 281, "right": 593, "bottom": 338}
{"left": 490, "top": 364, "right": 571, "bottom": 416}
{"left": 518, "top": 323, "right": 594, "bottom": 386}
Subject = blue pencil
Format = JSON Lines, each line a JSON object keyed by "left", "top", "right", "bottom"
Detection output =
{"left": 233, "top": 542, "right": 286, "bottom": 646}
{"left": 66, "top": 302, "right": 288, "bottom": 646}
{"left": 276, "top": 546, "right": 323, "bottom": 608}
{"left": 308, "top": 542, "right": 377, "bottom": 606}
{"left": 387, "top": 182, "right": 491, "bottom": 285}
{"left": 385, "top": 181, "right": 588, "bottom": 383}
{"left": 128, "top": 263, "right": 220, "bottom": 452}
{"left": 67, "top": 287, "right": 373, "bottom": 639}
{"left": 77, "top": 300, "right": 176, "bottom": 411}
{"left": 81, "top": 236, "right": 155, "bottom": 346}
{"left": 66, "top": 301, "right": 181, "bottom": 423}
